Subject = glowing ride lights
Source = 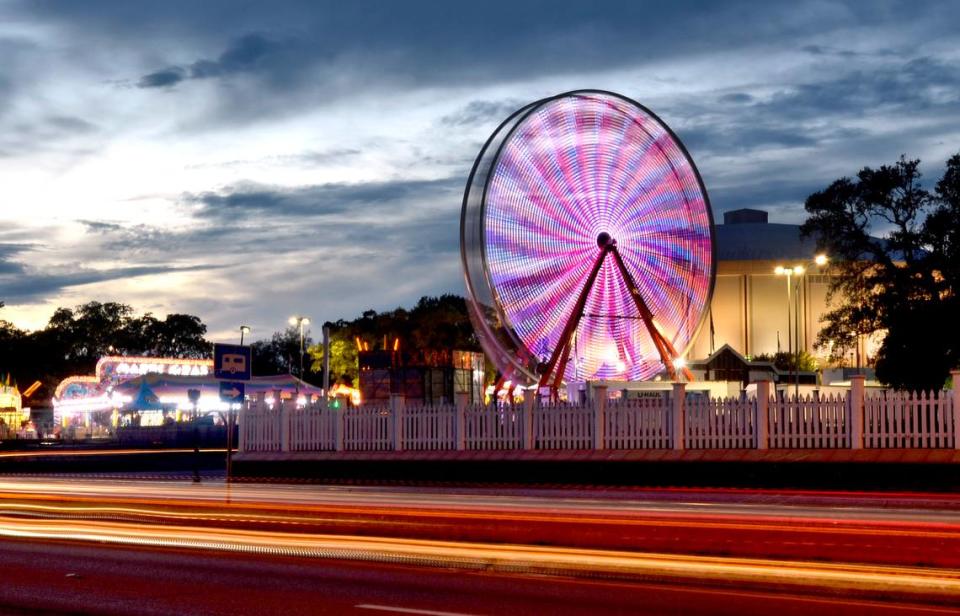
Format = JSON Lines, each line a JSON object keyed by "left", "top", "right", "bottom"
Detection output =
{"left": 461, "top": 90, "right": 715, "bottom": 395}
{"left": 54, "top": 356, "right": 215, "bottom": 399}
{"left": 115, "top": 361, "right": 210, "bottom": 377}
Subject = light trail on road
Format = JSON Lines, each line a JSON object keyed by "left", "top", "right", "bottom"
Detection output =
{"left": 0, "top": 476, "right": 958, "bottom": 570}
{"left": 1, "top": 476, "right": 959, "bottom": 523}
{"left": 1, "top": 514, "right": 959, "bottom": 607}
{"left": 0, "top": 448, "right": 226, "bottom": 458}
{"left": 0, "top": 476, "right": 959, "bottom": 610}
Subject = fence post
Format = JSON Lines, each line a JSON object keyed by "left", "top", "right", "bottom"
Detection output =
{"left": 593, "top": 384, "right": 608, "bottom": 450}
{"left": 279, "top": 398, "right": 291, "bottom": 452}
{"left": 390, "top": 394, "right": 405, "bottom": 451}
{"left": 849, "top": 374, "right": 865, "bottom": 450}
{"left": 672, "top": 382, "right": 686, "bottom": 450}
{"left": 334, "top": 402, "right": 345, "bottom": 452}
{"left": 755, "top": 380, "right": 771, "bottom": 450}
{"left": 952, "top": 370, "right": 960, "bottom": 450}
{"left": 522, "top": 388, "right": 535, "bottom": 450}
{"left": 454, "top": 392, "right": 468, "bottom": 451}
{"left": 236, "top": 401, "right": 245, "bottom": 453}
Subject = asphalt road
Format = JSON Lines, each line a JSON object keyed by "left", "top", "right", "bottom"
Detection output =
{"left": 1, "top": 477, "right": 959, "bottom": 567}
{"left": 0, "top": 539, "right": 955, "bottom": 616}
{"left": 1, "top": 477, "right": 959, "bottom": 613}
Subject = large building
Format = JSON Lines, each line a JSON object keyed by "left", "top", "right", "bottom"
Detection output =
{"left": 686, "top": 208, "right": 874, "bottom": 368}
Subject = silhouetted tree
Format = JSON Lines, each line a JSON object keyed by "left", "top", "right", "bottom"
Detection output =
{"left": 802, "top": 154, "right": 960, "bottom": 390}
{"left": 0, "top": 301, "right": 210, "bottom": 405}
{"left": 306, "top": 294, "right": 480, "bottom": 385}
{"left": 250, "top": 326, "right": 316, "bottom": 381}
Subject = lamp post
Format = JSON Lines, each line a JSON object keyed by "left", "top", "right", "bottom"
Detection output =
{"left": 289, "top": 316, "right": 310, "bottom": 397}
{"left": 775, "top": 265, "right": 800, "bottom": 396}
{"left": 239, "top": 325, "right": 250, "bottom": 346}
{"left": 775, "top": 254, "right": 828, "bottom": 397}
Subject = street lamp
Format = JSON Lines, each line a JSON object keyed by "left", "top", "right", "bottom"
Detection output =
{"left": 775, "top": 255, "right": 828, "bottom": 397}
{"left": 775, "top": 265, "right": 803, "bottom": 396}
{"left": 289, "top": 316, "right": 310, "bottom": 396}
{"left": 239, "top": 325, "right": 250, "bottom": 346}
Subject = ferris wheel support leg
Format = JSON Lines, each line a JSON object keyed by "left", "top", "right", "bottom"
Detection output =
{"left": 551, "top": 343, "right": 574, "bottom": 401}
{"left": 609, "top": 246, "right": 693, "bottom": 382}
{"left": 537, "top": 247, "right": 609, "bottom": 396}
{"left": 491, "top": 372, "right": 509, "bottom": 406}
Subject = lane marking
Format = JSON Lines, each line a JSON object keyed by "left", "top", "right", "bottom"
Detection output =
{"left": 356, "top": 605, "right": 480, "bottom": 616}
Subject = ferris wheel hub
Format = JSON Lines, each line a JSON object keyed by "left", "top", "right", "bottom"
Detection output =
{"left": 596, "top": 232, "right": 614, "bottom": 248}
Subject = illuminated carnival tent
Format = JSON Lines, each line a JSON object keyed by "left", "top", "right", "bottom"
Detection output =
{"left": 461, "top": 90, "right": 715, "bottom": 398}
{"left": 0, "top": 374, "right": 25, "bottom": 435}
{"left": 53, "top": 356, "right": 324, "bottom": 431}
{"left": 113, "top": 373, "right": 324, "bottom": 410}
{"left": 121, "top": 378, "right": 172, "bottom": 413}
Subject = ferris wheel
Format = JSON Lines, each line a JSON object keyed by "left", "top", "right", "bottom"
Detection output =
{"left": 460, "top": 90, "right": 715, "bottom": 394}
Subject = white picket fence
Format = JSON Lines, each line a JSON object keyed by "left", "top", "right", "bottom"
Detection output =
{"left": 865, "top": 390, "right": 955, "bottom": 448}
{"left": 289, "top": 405, "right": 337, "bottom": 451}
{"left": 605, "top": 397, "right": 672, "bottom": 449}
{"left": 768, "top": 393, "right": 849, "bottom": 449}
{"left": 343, "top": 405, "right": 392, "bottom": 451}
{"left": 239, "top": 379, "right": 960, "bottom": 454}
{"left": 534, "top": 403, "right": 594, "bottom": 449}
{"left": 464, "top": 405, "right": 522, "bottom": 450}
{"left": 402, "top": 404, "right": 456, "bottom": 451}
{"left": 686, "top": 395, "right": 755, "bottom": 448}
{"left": 240, "top": 402, "right": 282, "bottom": 452}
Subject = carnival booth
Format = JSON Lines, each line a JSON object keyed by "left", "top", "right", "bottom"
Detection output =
{"left": 53, "top": 356, "right": 321, "bottom": 439}
{"left": 0, "top": 376, "right": 26, "bottom": 439}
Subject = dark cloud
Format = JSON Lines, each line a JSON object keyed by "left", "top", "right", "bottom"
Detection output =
{"left": 137, "top": 67, "right": 186, "bottom": 89}
{"left": 440, "top": 100, "right": 525, "bottom": 127}
{"left": 801, "top": 44, "right": 900, "bottom": 59}
{"left": 281, "top": 148, "right": 362, "bottom": 165}
{"left": 184, "top": 177, "right": 462, "bottom": 222}
{"left": 708, "top": 179, "right": 825, "bottom": 219}
{"left": 0, "top": 114, "right": 100, "bottom": 159}
{"left": 138, "top": 33, "right": 284, "bottom": 88}
{"left": 682, "top": 125, "right": 819, "bottom": 154}
{"left": 674, "top": 56, "right": 959, "bottom": 162}
{"left": 758, "top": 57, "right": 960, "bottom": 120}
{"left": 78, "top": 220, "right": 122, "bottom": 232}
{"left": 46, "top": 115, "right": 98, "bottom": 134}
{"left": 68, "top": 1, "right": 943, "bottom": 117}
{"left": 0, "top": 263, "right": 219, "bottom": 303}
{"left": 0, "top": 243, "right": 29, "bottom": 276}
{"left": 718, "top": 92, "right": 753, "bottom": 104}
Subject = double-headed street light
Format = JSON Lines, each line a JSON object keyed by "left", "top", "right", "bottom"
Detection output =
{"left": 775, "top": 254, "right": 828, "bottom": 396}
{"left": 289, "top": 316, "right": 310, "bottom": 396}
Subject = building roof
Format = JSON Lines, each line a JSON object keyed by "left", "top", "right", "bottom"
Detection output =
{"left": 715, "top": 222, "right": 820, "bottom": 261}
{"left": 114, "top": 373, "right": 324, "bottom": 399}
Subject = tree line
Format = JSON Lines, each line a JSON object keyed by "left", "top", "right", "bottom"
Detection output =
{"left": 0, "top": 295, "right": 478, "bottom": 406}
{"left": 252, "top": 294, "right": 479, "bottom": 386}
{"left": 0, "top": 302, "right": 209, "bottom": 404}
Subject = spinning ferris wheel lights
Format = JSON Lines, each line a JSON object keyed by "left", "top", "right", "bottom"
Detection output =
{"left": 460, "top": 90, "right": 716, "bottom": 396}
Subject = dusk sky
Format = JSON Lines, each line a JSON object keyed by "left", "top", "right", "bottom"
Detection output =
{"left": 1, "top": 1, "right": 959, "bottom": 342}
